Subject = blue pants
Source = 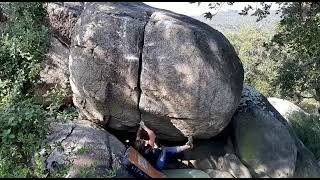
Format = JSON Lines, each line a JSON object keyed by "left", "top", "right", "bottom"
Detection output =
{"left": 155, "top": 146, "right": 179, "bottom": 170}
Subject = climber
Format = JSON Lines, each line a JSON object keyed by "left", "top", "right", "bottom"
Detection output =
{"left": 134, "top": 121, "right": 193, "bottom": 171}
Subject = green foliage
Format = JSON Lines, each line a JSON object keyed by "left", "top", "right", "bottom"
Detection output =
{"left": 195, "top": 2, "right": 320, "bottom": 102}
{"left": 0, "top": 2, "right": 49, "bottom": 105}
{"left": 78, "top": 162, "right": 117, "bottom": 178}
{"left": 34, "top": 152, "right": 47, "bottom": 178}
{"left": 0, "top": 2, "right": 78, "bottom": 178}
{"left": 192, "top": 2, "right": 279, "bottom": 22}
{"left": 288, "top": 112, "right": 320, "bottom": 159}
{"left": 78, "top": 163, "right": 97, "bottom": 178}
{"left": 47, "top": 163, "right": 70, "bottom": 178}
{"left": 225, "top": 26, "right": 279, "bottom": 97}
{"left": 45, "top": 84, "right": 78, "bottom": 122}
{"left": 298, "top": 98, "right": 319, "bottom": 114}
{"left": 0, "top": 98, "right": 50, "bottom": 177}
{"left": 269, "top": 2, "right": 320, "bottom": 101}
{"left": 76, "top": 146, "right": 92, "bottom": 155}
{"left": 102, "top": 168, "right": 117, "bottom": 178}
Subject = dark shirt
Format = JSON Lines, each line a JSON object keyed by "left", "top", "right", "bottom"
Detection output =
{"left": 142, "top": 145, "right": 162, "bottom": 166}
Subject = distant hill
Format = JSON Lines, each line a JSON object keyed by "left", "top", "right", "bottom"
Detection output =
{"left": 192, "top": 10, "right": 281, "bottom": 35}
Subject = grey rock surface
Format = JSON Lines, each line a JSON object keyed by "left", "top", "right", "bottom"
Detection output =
{"left": 293, "top": 146, "right": 320, "bottom": 178}
{"left": 204, "top": 169, "right": 234, "bottom": 178}
{"left": 140, "top": 10, "right": 244, "bottom": 140}
{"left": 46, "top": 2, "right": 84, "bottom": 47}
{"left": 216, "top": 153, "right": 251, "bottom": 178}
{"left": 32, "top": 35, "right": 71, "bottom": 105}
{"left": 69, "top": 2, "right": 154, "bottom": 129}
{"left": 40, "top": 36, "right": 70, "bottom": 87}
{"left": 268, "top": 97, "right": 308, "bottom": 122}
{"left": 183, "top": 140, "right": 251, "bottom": 178}
{"left": 42, "top": 120, "right": 131, "bottom": 178}
{"left": 233, "top": 105, "right": 297, "bottom": 178}
{"left": 233, "top": 84, "right": 320, "bottom": 178}
{"left": 69, "top": 2, "right": 244, "bottom": 140}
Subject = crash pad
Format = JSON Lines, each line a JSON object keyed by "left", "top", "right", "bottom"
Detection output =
{"left": 161, "top": 169, "right": 211, "bottom": 178}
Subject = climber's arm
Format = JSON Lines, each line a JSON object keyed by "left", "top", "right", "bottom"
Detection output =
{"left": 140, "top": 122, "right": 156, "bottom": 148}
{"left": 136, "top": 126, "right": 142, "bottom": 140}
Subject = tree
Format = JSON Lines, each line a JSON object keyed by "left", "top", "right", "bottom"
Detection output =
{"left": 269, "top": 2, "right": 320, "bottom": 102}
{"left": 225, "top": 26, "right": 278, "bottom": 97}
{"left": 192, "top": 2, "right": 320, "bottom": 102}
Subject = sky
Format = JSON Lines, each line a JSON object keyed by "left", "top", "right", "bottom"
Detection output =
{"left": 144, "top": 2, "right": 277, "bottom": 16}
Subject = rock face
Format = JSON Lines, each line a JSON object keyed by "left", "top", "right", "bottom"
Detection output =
{"left": 233, "top": 85, "right": 297, "bottom": 178}
{"left": 216, "top": 153, "right": 252, "bottom": 178}
{"left": 32, "top": 3, "right": 84, "bottom": 104}
{"left": 69, "top": 2, "right": 244, "bottom": 140}
{"left": 183, "top": 140, "right": 251, "bottom": 178}
{"left": 44, "top": 2, "right": 84, "bottom": 83}
{"left": 233, "top": 106, "right": 297, "bottom": 177}
{"left": 40, "top": 36, "right": 70, "bottom": 88}
{"left": 204, "top": 169, "right": 234, "bottom": 178}
{"left": 140, "top": 10, "right": 244, "bottom": 140}
{"left": 41, "top": 120, "right": 131, "bottom": 178}
{"left": 294, "top": 146, "right": 320, "bottom": 178}
{"left": 233, "top": 84, "right": 320, "bottom": 178}
{"left": 32, "top": 35, "right": 71, "bottom": 105}
{"left": 46, "top": 2, "right": 84, "bottom": 47}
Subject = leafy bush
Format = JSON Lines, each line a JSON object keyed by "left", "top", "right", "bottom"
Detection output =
{"left": 0, "top": 2, "right": 49, "bottom": 105}
{"left": 45, "top": 84, "right": 78, "bottom": 121}
{"left": 297, "top": 98, "right": 319, "bottom": 114}
{"left": 0, "top": 86, "right": 78, "bottom": 177}
{"left": 0, "top": 2, "right": 75, "bottom": 178}
{"left": 288, "top": 112, "right": 320, "bottom": 159}
{"left": 0, "top": 98, "right": 50, "bottom": 177}
{"left": 225, "top": 26, "right": 280, "bottom": 97}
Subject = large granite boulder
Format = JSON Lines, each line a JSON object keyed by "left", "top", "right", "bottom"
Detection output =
{"left": 140, "top": 10, "right": 244, "bottom": 140}
{"left": 69, "top": 2, "right": 244, "bottom": 140}
{"left": 40, "top": 120, "right": 131, "bottom": 178}
{"left": 233, "top": 84, "right": 320, "bottom": 178}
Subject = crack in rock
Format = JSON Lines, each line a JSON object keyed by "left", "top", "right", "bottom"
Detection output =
{"left": 136, "top": 16, "right": 150, "bottom": 122}
{"left": 45, "top": 123, "right": 76, "bottom": 172}
{"left": 167, "top": 116, "right": 194, "bottom": 120}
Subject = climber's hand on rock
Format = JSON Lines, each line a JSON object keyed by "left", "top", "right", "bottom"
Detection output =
{"left": 139, "top": 121, "right": 146, "bottom": 129}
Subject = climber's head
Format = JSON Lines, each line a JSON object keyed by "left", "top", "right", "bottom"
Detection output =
{"left": 134, "top": 139, "right": 145, "bottom": 153}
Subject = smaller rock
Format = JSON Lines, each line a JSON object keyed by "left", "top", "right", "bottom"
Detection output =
{"left": 216, "top": 153, "right": 251, "bottom": 178}
{"left": 204, "top": 169, "right": 234, "bottom": 178}
{"left": 233, "top": 85, "right": 297, "bottom": 178}
{"left": 46, "top": 148, "right": 68, "bottom": 171}
{"left": 268, "top": 97, "right": 308, "bottom": 122}
{"left": 42, "top": 120, "right": 131, "bottom": 178}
